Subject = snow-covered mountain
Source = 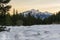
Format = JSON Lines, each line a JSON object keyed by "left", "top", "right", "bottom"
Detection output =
{"left": 22, "top": 9, "right": 53, "bottom": 19}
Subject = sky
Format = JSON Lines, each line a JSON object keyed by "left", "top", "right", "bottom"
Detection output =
{"left": 9, "top": 0, "right": 60, "bottom": 13}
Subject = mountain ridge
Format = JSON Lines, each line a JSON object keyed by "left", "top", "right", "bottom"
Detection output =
{"left": 21, "top": 9, "right": 53, "bottom": 19}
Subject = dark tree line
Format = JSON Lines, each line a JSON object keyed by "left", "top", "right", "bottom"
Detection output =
{"left": 1, "top": 9, "right": 60, "bottom": 26}
{"left": 44, "top": 11, "right": 60, "bottom": 24}
{"left": 5, "top": 11, "right": 42, "bottom": 26}
{"left": 0, "top": 0, "right": 60, "bottom": 27}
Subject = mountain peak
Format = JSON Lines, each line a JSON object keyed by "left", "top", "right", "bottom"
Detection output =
{"left": 21, "top": 9, "right": 52, "bottom": 19}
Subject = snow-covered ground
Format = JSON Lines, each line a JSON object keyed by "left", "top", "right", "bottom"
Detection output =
{"left": 0, "top": 24, "right": 60, "bottom": 40}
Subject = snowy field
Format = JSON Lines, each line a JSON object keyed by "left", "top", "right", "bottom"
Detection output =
{"left": 0, "top": 24, "right": 60, "bottom": 40}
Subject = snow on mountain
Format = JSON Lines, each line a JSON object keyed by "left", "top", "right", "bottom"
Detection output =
{"left": 0, "top": 24, "right": 60, "bottom": 40}
{"left": 22, "top": 9, "right": 53, "bottom": 19}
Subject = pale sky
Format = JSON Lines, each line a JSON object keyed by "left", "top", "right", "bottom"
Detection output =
{"left": 9, "top": 0, "right": 60, "bottom": 13}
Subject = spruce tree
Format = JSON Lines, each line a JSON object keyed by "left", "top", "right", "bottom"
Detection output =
{"left": 0, "top": 0, "right": 11, "bottom": 32}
